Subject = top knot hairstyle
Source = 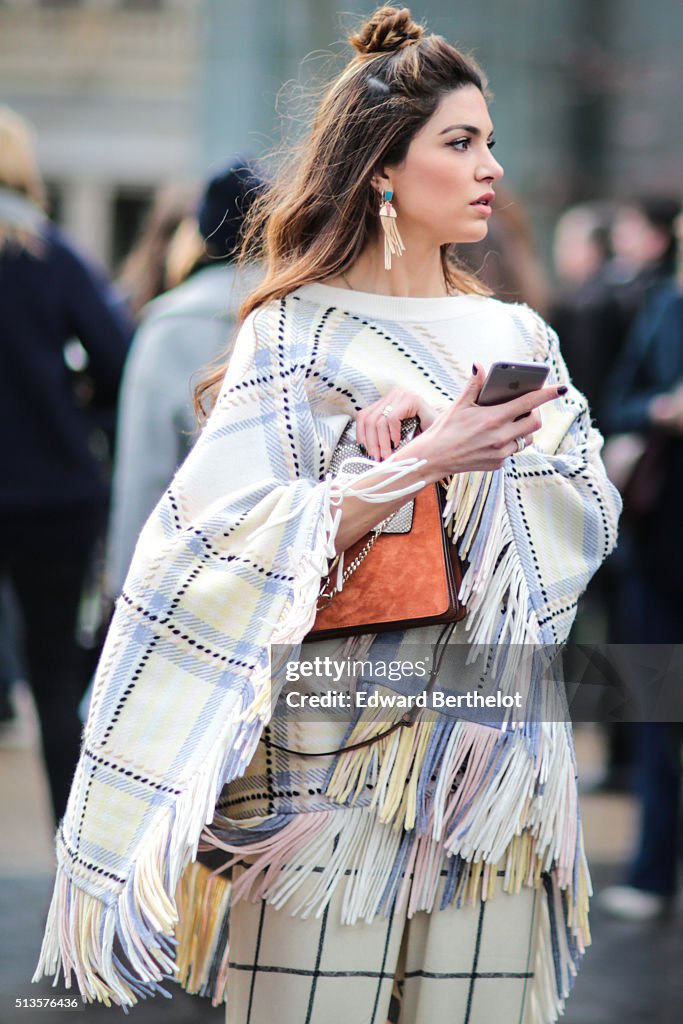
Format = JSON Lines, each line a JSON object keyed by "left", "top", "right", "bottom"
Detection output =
{"left": 349, "top": 5, "right": 425, "bottom": 54}
{"left": 196, "top": 6, "right": 491, "bottom": 414}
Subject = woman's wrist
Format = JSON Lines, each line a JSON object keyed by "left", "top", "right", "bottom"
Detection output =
{"left": 395, "top": 428, "right": 454, "bottom": 483}
{"left": 332, "top": 444, "right": 434, "bottom": 554}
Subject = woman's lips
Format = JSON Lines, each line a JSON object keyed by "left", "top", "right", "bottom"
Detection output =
{"left": 470, "top": 193, "right": 495, "bottom": 215}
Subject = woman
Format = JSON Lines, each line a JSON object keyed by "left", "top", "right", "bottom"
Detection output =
{"left": 34, "top": 8, "right": 620, "bottom": 1023}
{"left": 600, "top": 223, "right": 683, "bottom": 919}
{"left": 0, "top": 106, "right": 132, "bottom": 825}
{"left": 116, "top": 181, "right": 200, "bottom": 321}
{"left": 106, "top": 158, "right": 264, "bottom": 599}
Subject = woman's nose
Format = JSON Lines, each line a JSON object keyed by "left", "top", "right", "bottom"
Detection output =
{"left": 481, "top": 154, "right": 504, "bottom": 182}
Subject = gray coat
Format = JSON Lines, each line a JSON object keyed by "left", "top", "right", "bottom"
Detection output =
{"left": 106, "top": 263, "right": 255, "bottom": 596}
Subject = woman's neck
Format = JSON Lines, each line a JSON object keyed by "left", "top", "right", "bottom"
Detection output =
{"left": 335, "top": 237, "right": 451, "bottom": 298}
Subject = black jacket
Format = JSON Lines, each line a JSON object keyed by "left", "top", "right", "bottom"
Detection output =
{"left": 603, "top": 282, "right": 683, "bottom": 597}
{"left": 0, "top": 220, "right": 133, "bottom": 511}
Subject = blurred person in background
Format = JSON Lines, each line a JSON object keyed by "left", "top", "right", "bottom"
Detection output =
{"left": 117, "top": 181, "right": 200, "bottom": 322}
{"left": 0, "top": 106, "right": 133, "bottom": 824}
{"left": 550, "top": 202, "right": 633, "bottom": 791}
{"left": 105, "top": 157, "right": 264, "bottom": 602}
{"left": 0, "top": 579, "right": 21, "bottom": 724}
{"left": 551, "top": 197, "right": 679, "bottom": 433}
{"left": 74, "top": 181, "right": 202, "bottom": 693}
{"left": 457, "top": 183, "right": 550, "bottom": 316}
{"left": 608, "top": 196, "right": 679, "bottom": 314}
{"left": 551, "top": 199, "right": 679, "bottom": 793}
{"left": 599, "top": 205, "right": 683, "bottom": 919}
{"left": 550, "top": 201, "right": 619, "bottom": 432}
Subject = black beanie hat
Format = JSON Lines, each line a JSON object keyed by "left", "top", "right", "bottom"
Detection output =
{"left": 197, "top": 157, "right": 265, "bottom": 259}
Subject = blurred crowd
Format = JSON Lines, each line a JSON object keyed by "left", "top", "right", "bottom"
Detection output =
{"left": 0, "top": 105, "right": 681, "bottom": 924}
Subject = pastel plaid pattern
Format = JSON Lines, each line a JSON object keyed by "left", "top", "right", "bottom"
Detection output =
{"left": 34, "top": 289, "right": 620, "bottom": 1010}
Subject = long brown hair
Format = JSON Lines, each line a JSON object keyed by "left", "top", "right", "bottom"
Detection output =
{"left": 196, "top": 6, "right": 492, "bottom": 415}
{"left": 118, "top": 182, "right": 199, "bottom": 320}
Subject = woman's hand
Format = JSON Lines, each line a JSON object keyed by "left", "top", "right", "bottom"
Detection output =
{"left": 412, "top": 362, "right": 566, "bottom": 478}
{"left": 332, "top": 365, "right": 566, "bottom": 555}
{"left": 649, "top": 383, "right": 683, "bottom": 435}
{"left": 357, "top": 364, "right": 567, "bottom": 475}
{"left": 356, "top": 388, "right": 442, "bottom": 460}
{"left": 331, "top": 368, "right": 565, "bottom": 557}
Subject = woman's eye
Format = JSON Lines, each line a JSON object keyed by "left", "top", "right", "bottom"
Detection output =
{"left": 447, "top": 137, "right": 496, "bottom": 152}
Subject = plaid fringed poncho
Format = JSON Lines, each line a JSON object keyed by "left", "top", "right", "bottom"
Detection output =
{"left": 34, "top": 284, "right": 620, "bottom": 1015}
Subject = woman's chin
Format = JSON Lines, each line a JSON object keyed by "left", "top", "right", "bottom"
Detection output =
{"left": 469, "top": 221, "right": 491, "bottom": 242}
{"left": 447, "top": 222, "right": 491, "bottom": 246}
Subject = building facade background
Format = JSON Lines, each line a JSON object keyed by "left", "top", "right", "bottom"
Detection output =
{"left": 1, "top": 0, "right": 680, "bottom": 269}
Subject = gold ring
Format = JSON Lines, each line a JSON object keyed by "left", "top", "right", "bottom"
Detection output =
{"left": 515, "top": 436, "right": 526, "bottom": 453}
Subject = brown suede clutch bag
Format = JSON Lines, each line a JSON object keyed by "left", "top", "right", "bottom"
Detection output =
{"left": 305, "top": 480, "right": 466, "bottom": 642}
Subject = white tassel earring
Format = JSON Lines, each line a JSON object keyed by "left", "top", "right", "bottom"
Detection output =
{"left": 378, "top": 190, "right": 405, "bottom": 270}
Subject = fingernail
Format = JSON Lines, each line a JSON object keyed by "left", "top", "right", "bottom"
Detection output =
{"left": 557, "top": 385, "right": 568, "bottom": 396}
{"left": 472, "top": 364, "right": 478, "bottom": 375}
{"left": 358, "top": 443, "right": 367, "bottom": 454}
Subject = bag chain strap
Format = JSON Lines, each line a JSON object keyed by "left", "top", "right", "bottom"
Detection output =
{"left": 317, "top": 511, "right": 395, "bottom": 608}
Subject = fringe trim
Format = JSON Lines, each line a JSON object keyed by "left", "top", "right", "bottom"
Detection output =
{"left": 203, "top": 717, "right": 590, "bottom": 935}
{"left": 32, "top": 456, "right": 431, "bottom": 1006}
{"left": 524, "top": 879, "right": 569, "bottom": 1024}
{"left": 33, "top": 698, "right": 266, "bottom": 1006}
{"left": 202, "top": 806, "right": 590, "bottom": 1003}
{"left": 175, "top": 862, "right": 231, "bottom": 1006}
{"left": 322, "top": 713, "right": 583, "bottom": 889}
{"left": 442, "top": 469, "right": 544, "bottom": 713}
{"left": 32, "top": 474, "right": 359, "bottom": 1007}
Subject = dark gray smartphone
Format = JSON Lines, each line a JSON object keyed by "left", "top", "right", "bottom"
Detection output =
{"left": 477, "top": 360, "right": 550, "bottom": 407}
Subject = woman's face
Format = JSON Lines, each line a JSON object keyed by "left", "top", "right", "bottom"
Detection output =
{"left": 381, "top": 84, "right": 504, "bottom": 247}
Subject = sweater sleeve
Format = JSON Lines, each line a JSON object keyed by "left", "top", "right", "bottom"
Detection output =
{"left": 34, "top": 305, "right": 338, "bottom": 1007}
{"left": 446, "top": 309, "right": 622, "bottom": 655}
{"left": 34, "top": 299, "right": 428, "bottom": 1007}
{"left": 502, "top": 316, "right": 622, "bottom": 644}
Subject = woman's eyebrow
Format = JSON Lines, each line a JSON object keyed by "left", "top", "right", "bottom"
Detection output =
{"left": 438, "top": 123, "right": 494, "bottom": 138}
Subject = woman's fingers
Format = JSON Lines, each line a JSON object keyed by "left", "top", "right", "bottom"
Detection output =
{"left": 357, "top": 389, "right": 432, "bottom": 461}
{"left": 379, "top": 402, "right": 402, "bottom": 450}
{"left": 356, "top": 376, "right": 560, "bottom": 470}
{"left": 453, "top": 363, "right": 486, "bottom": 409}
{"left": 502, "top": 383, "right": 568, "bottom": 420}
{"left": 361, "top": 411, "right": 398, "bottom": 461}
{"left": 355, "top": 414, "right": 367, "bottom": 454}
{"left": 493, "top": 409, "right": 541, "bottom": 454}
{"left": 375, "top": 414, "right": 395, "bottom": 461}
{"left": 505, "top": 432, "right": 536, "bottom": 459}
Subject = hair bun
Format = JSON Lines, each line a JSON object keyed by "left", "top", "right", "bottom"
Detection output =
{"left": 350, "top": 6, "right": 424, "bottom": 56}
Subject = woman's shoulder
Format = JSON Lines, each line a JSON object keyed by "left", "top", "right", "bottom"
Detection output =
{"left": 246, "top": 287, "right": 553, "bottom": 351}
{"left": 497, "top": 300, "right": 558, "bottom": 357}
{"left": 454, "top": 294, "right": 553, "bottom": 341}
{"left": 483, "top": 296, "right": 547, "bottom": 329}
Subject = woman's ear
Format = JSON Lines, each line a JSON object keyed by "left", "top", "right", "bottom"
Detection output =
{"left": 371, "top": 170, "right": 391, "bottom": 194}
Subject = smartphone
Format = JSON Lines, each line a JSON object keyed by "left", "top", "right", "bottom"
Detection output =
{"left": 476, "top": 360, "right": 550, "bottom": 407}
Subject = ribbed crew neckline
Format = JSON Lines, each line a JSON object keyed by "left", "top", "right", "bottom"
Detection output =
{"left": 294, "top": 282, "right": 488, "bottom": 323}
